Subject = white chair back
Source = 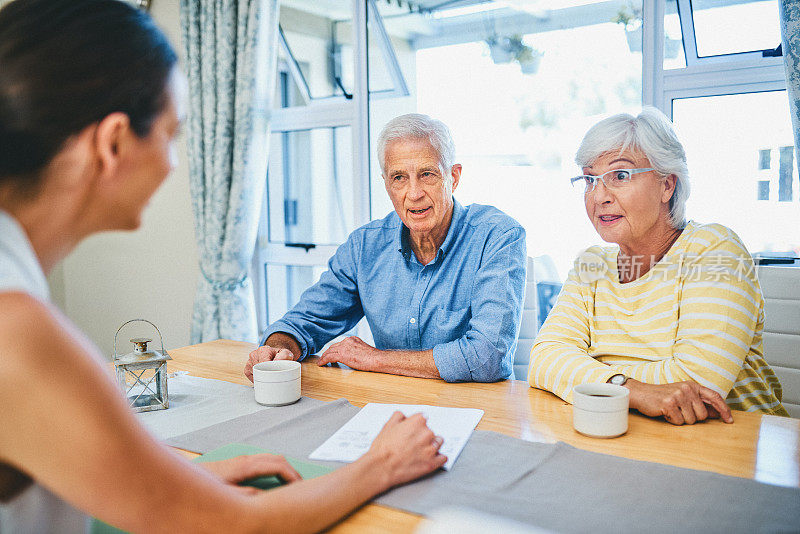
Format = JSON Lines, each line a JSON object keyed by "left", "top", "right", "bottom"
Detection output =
{"left": 758, "top": 264, "right": 800, "bottom": 418}
{"left": 514, "top": 255, "right": 561, "bottom": 380}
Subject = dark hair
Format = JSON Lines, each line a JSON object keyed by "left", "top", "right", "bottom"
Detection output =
{"left": 0, "top": 0, "right": 178, "bottom": 188}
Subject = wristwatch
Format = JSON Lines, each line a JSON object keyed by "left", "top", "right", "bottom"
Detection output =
{"left": 608, "top": 373, "right": 628, "bottom": 386}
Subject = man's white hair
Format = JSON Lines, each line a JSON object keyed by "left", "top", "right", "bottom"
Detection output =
{"left": 377, "top": 113, "right": 456, "bottom": 186}
{"left": 575, "top": 107, "right": 691, "bottom": 229}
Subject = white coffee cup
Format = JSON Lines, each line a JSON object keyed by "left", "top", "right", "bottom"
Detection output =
{"left": 252, "top": 360, "right": 301, "bottom": 406}
{"left": 572, "top": 383, "right": 630, "bottom": 438}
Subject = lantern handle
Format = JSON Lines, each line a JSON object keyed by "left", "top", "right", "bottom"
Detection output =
{"left": 113, "top": 319, "right": 166, "bottom": 360}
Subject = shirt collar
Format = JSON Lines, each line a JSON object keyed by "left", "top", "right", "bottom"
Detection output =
{"left": 396, "top": 198, "right": 465, "bottom": 263}
{"left": 0, "top": 210, "right": 50, "bottom": 301}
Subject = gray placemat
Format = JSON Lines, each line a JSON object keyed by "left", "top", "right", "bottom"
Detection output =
{"left": 377, "top": 431, "right": 800, "bottom": 534}
{"left": 166, "top": 398, "right": 800, "bottom": 533}
{"left": 165, "top": 397, "right": 359, "bottom": 470}
{"left": 136, "top": 374, "right": 269, "bottom": 440}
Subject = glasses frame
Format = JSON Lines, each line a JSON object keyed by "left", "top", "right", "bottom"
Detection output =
{"left": 570, "top": 168, "right": 656, "bottom": 195}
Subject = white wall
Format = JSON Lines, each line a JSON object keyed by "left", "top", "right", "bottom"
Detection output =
{"left": 53, "top": 1, "right": 198, "bottom": 358}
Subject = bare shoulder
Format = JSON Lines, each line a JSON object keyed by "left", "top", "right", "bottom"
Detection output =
{"left": 0, "top": 291, "right": 102, "bottom": 383}
{"left": 0, "top": 291, "right": 130, "bottom": 461}
{"left": 0, "top": 292, "right": 55, "bottom": 368}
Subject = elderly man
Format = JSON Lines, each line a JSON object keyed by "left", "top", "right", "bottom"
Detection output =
{"left": 245, "top": 113, "right": 526, "bottom": 382}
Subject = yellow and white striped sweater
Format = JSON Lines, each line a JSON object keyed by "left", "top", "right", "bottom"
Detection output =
{"left": 528, "top": 221, "right": 787, "bottom": 416}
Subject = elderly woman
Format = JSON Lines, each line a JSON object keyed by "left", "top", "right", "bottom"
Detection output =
{"left": 528, "top": 108, "right": 787, "bottom": 425}
{"left": 0, "top": 1, "right": 446, "bottom": 532}
{"left": 246, "top": 114, "right": 526, "bottom": 383}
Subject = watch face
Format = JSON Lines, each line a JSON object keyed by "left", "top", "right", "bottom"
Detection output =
{"left": 610, "top": 374, "right": 626, "bottom": 385}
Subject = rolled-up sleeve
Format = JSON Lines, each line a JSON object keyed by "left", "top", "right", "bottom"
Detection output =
{"left": 432, "top": 226, "right": 527, "bottom": 382}
{"left": 259, "top": 234, "right": 364, "bottom": 360}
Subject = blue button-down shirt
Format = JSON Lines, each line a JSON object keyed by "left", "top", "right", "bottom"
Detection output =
{"left": 260, "top": 200, "right": 527, "bottom": 382}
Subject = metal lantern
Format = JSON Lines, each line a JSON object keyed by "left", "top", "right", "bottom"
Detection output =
{"left": 113, "top": 319, "right": 172, "bottom": 413}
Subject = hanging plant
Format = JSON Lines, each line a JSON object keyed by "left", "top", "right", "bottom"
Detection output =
{"left": 612, "top": 3, "right": 643, "bottom": 53}
{"left": 486, "top": 34, "right": 543, "bottom": 74}
{"left": 486, "top": 35, "right": 514, "bottom": 64}
{"left": 611, "top": 4, "right": 642, "bottom": 31}
{"left": 516, "top": 46, "right": 543, "bottom": 75}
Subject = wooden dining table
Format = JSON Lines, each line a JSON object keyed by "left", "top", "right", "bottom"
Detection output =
{"left": 167, "top": 339, "right": 800, "bottom": 533}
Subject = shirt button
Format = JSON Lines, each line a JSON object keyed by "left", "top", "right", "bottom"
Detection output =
{"left": 409, "top": 317, "right": 416, "bottom": 324}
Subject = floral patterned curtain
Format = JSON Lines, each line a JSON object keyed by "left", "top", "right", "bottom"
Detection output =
{"left": 180, "top": 0, "right": 278, "bottom": 343}
{"left": 780, "top": 0, "right": 800, "bottom": 160}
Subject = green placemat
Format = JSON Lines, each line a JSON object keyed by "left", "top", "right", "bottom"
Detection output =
{"left": 91, "top": 443, "right": 332, "bottom": 534}
{"left": 193, "top": 443, "right": 333, "bottom": 489}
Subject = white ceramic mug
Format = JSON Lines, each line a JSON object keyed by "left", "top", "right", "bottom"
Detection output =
{"left": 253, "top": 360, "right": 301, "bottom": 406}
{"left": 572, "top": 383, "right": 630, "bottom": 438}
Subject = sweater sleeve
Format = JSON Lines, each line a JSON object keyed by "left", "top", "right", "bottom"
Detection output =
{"left": 527, "top": 257, "right": 617, "bottom": 403}
{"left": 596, "top": 226, "right": 762, "bottom": 397}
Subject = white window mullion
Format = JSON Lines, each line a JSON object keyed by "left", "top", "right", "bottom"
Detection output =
{"left": 663, "top": 61, "right": 786, "bottom": 92}
{"left": 664, "top": 78, "right": 787, "bottom": 114}
{"left": 270, "top": 102, "right": 356, "bottom": 132}
{"left": 642, "top": 0, "right": 666, "bottom": 111}
{"left": 353, "top": 0, "right": 371, "bottom": 225}
{"left": 260, "top": 243, "right": 341, "bottom": 267}
{"left": 676, "top": 0, "right": 698, "bottom": 66}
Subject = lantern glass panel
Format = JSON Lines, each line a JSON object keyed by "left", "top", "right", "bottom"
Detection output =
{"left": 116, "top": 362, "right": 169, "bottom": 412}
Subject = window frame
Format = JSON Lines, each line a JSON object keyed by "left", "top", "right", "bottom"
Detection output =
{"left": 253, "top": 0, "right": 371, "bottom": 335}
{"left": 642, "top": 0, "right": 792, "bottom": 259}
{"left": 643, "top": 0, "right": 786, "bottom": 114}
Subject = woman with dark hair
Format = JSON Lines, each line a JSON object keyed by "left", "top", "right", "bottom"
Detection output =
{"left": 0, "top": 1, "right": 446, "bottom": 532}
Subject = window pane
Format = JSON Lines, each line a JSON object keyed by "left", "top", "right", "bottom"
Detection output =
{"left": 672, "top": 91, "right": 799, "bottom": 256}
{"left": 267, "top": 127, "right": 354, "bottom": 246}
{"left": 264, "top": 262, "right": 365, "bottom": 344}
{"left": 369, "top": 0, "right": 643, "bottom": 278}
{"left": 276, "top": 1, "right": 354, "bottom": 105}
{"left": 664, "top": 0, "right": 686, "bottom": 69}
{"left": 367, "top": 1, "right": 408, "bottom": 94}
{"left": 692, "top": 0, "right": 781, "bottom": 57}
{"left": 265, "top": 264, "right": 326, "bottom": 324}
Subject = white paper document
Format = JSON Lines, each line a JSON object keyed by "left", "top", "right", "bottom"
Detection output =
{"left": 309, "top": 403, "right": 483, "bottom": 470}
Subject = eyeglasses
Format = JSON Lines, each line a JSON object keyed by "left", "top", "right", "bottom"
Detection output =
{"left": 570, "top": 168, "right": 655, "bottom": 195}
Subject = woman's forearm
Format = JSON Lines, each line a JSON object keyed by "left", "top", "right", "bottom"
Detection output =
{"left": 244, "top": 411, "right": 446, "bottom": 533}
{"left": 241, "top": 452, "right": 390, "bottom": 534}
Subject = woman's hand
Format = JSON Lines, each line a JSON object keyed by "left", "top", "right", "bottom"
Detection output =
{"left": 625, "top": 379, "right": 734, "bottom": 425}
{"left": 363, "top": 411, "right": 448, "bottom": 489}
{"left": 200, "top": 454, "right": 302, "bottom": 486}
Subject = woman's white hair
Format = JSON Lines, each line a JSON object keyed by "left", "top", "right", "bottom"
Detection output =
{"left": 575, "top": 107, "right": 691, "bottom": 229}
{"left": 377, "top": 113, "right": 456, "bottom": 183}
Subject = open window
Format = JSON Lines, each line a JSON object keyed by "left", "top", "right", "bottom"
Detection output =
{"left": 254, "top": 0, "right": 411, "bottom": 334}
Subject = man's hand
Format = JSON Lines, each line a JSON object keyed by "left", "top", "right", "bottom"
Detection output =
{"left": 625, "top": 379, "right": 734, "bottom": 425}
{"left": 317, "top": 336, "right": 378, "bottom": 370}
{"left": 244, "top": 333, "right": 301, "bottom": 382}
